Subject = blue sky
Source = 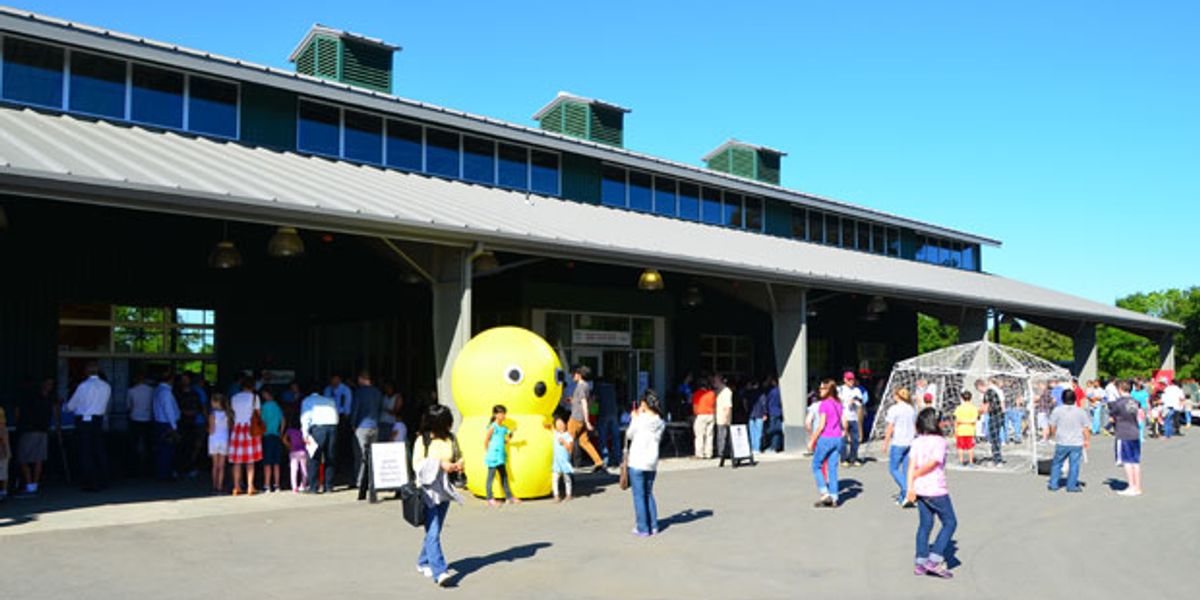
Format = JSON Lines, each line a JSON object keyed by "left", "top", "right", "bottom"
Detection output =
{"left": 18, "top": 1, "right": 1198, "bottom": 304}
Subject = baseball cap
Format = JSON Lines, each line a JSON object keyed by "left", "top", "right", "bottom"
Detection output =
{"left": 843, "top": 371, "right": 855, "bottom": 380}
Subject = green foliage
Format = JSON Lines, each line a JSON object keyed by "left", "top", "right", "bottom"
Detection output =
{"left": 917, "top": 313, "right": 958, "bottom": 354}
{"left": 1098, "top": 287, "right": 1199, "bottom": 379}
{"left": 998, "top": 323, "right": 1073, "bottom": 364}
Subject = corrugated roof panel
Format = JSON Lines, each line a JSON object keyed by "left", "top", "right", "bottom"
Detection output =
{"left": 0, "top": 107, "right": 1179, "bottom": 334}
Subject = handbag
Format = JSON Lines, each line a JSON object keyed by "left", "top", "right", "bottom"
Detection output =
{"left": 249, "top": 393, "right": 266, "bottom": 437}
{"left": 618, "top": 438, "right": 631, "bottom": 490}
{"left": 448, "top": 432, "right": 467, "bottom": 489}
{"left": 399, "top": 482, "right": 426, "bottom": 527}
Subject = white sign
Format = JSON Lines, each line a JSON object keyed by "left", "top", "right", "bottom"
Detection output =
{"left": 730, "top": 424, "right": 752, "bottom": 459}
{"left": 572, "top": 329, "right": 632, "bottom": 346}
{"left": 370, "top": 442, "right": 409, "bottom": 489}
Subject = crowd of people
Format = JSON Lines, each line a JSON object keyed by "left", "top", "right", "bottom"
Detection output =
{"left": 0, "top": 363, "right": 426, "bottom": 500}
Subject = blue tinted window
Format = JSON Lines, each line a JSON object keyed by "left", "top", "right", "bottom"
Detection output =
{"left": 809, "top": 211, "right": 824, "bottom": 243}
{"left": 962, "top": 245, "right": 978, "bottom": 271}
{"left": 601, "top": 165, "right": 627, "bottom": 207}
{"left": 872, "top": 226, "right": 885, "bottom": 254}
{"left": 724, "top": 192, "right": 743, "bottom": 228}
{"left": 653, "top": 177, "right": 676, "bottom": 216}
{"left": 69, "top": 51, "right": 124, "bottom": 118}
{"left": 297, "top": 100, "right": 339, "bottom": 156}
{"left": 886, "top": 228, "right": 900, "bottom": 257}
{"left": 188, "top": 76, "right": 237, "bottom": 138}
{"left": 530, "top": 150, "right": 559, "bottom": 195}
{"left": 628, "top": 171, "right": 652, "bottom": 212}
{"left": 498, "top": 143, "right": 528, "bottom": 189}
{"left": 463, "top": 136, "right": 495, "bottom": 184}
{"left": 344, "top": 110, "right": 382, "bottom": 163}
{"left": 131, "top": 64, "right": 183, "bottom": 128}
{"left": 385, "top": 120, "right": 422, "bottom": 171}
{"left": 678, "top": 183, "right": 700, "bottom": 221}
{"left": 2, "top": 37, "right": 64, "bottom": 108}
{"left": 824, "top": 214, "right": 839, "bottom": 244}
{"left": 744, "top": 196, "right": 763, "bottom": 231}
{"left": 701, "top": 188, "right": 722, "bottom": 224}
{"left": 425, "top": 128, "right": 460, "bottom": 178}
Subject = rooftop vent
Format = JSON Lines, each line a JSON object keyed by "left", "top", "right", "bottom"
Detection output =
{"left": 702, "top": 139, "right": 786, "bottom": 185}
{"left": 288, "top": 24, "right": 400, "bottom": 93}
{"left": 533, "top": 92, "right": 631, "bottom": 147}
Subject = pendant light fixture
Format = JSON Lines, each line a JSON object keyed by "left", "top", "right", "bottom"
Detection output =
{"left": 682, "top": 283, "right": 704, "bottom": 307}
{"left": 208, "top": 222, "right": 242, "bottom": 269}
{"left": 637, "top": 268, "right": 664, "bottom": 291}
{"left": 866, "top": 296, "right": 889, "bottom": 315}
{"left": 267, "top": 226, "right": 305, "bottom": 258}
{"left": 473, "top": 250, "right": 500, "bottom": 273}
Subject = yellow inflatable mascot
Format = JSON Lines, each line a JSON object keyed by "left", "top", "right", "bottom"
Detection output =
{"left": 451, "top": 327, "right": 564, "bottom": 499}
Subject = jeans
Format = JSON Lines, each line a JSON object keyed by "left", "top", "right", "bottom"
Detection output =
{"left": 353, "top": 427, "right": 378, "bottom": 488}
{"left": 153, "top": 422, "right": 174, "bottom": 481}
{"left": 130, "top": 420, "right": 155, "bottom": 477}
{"left": 766, "top": 415, "right": 784, "bottom": 452}
{"left": 988, "top": 426, "right": 1003, "bottom": 463}
{"left": 916, "top": 494, "right": 957, "bottom": 565}
{"left": 629, "top": 467, "right": 658, "bottom": 534}
{"left": 1006, "top": 408, "right": 1024, "bottom": 441}
{"left": 843, "top": 423, "right": 860, "bottom": 463}
{"left": 1047, "top": 444, "right": 1083, "bottom": 491}
{"left": 1163, "top": 409, "right": 1176, "bottom": 438}
{"left": 812, "top": 436, "right": 841, "bottom": 498}
{"left": 417, "top": 501, "right": 451, "bottom": 578}
{"left": 715, "top": 424, "right": 730, "bottom": 459}
{"left": 748, "top": 419, "right": 764, "bottom": 453}
{"left": 888, "top": 445, "right": 911, "bottom": 498}
{"left": 307, "top": 424, "right": 337, "bottom": 492}
{"left": 486, "top": 465, "right": 513, "bottom": 500}
{"left": 597, "top": 416, "right": 621, "bottom": 466}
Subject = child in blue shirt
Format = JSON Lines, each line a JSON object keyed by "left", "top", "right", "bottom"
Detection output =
{"left": 484, "top": 404, "right": 518, "bottom": 506}
{"left": 552, "top": 414, "right": 575, "bottom": 502}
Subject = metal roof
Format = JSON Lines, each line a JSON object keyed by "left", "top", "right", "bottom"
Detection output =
{"left": 286, "top": 24, "right": 401, "bottom": 63}
{"left": 0, "top": 107, "right": 1179, "bottom": 335}
{"left": 0, "top": 6, "right": 1002, "bottom": 248}
{"left": 531, "top": 92, "right": 632, "bottom": 121}
{"left": 701, "top": 139, "right": 788, "bottom": 162}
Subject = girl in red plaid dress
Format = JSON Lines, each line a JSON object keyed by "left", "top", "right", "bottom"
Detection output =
{"left": 229, "top": 377, "right": 263, "bottom": 495}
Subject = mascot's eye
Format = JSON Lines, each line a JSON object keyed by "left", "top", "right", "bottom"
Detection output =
{"left": 505, "top": 365, "right": 524, "bottom": 385}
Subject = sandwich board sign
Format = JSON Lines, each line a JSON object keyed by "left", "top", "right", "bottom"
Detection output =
{"left": 367, "top": 442, "right": 409, "bottom": 503}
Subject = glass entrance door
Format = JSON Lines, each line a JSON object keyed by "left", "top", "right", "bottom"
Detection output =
{"left": 573, "top": 348, "right": 602, "bottom": 378}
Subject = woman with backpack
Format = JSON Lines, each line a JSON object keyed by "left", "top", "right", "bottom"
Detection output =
{"left": 411, "top": 404, "right": 464, "bottom": 587}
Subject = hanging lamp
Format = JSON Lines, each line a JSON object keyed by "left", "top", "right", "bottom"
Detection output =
{"left": 267, "top": 226, "right": 305, "bottom": 258}
{"left": 637, "top": 269, "right": 664, "bottom": 291}
{"left": 208, "top": 223, "right": 242, "bottom": 269}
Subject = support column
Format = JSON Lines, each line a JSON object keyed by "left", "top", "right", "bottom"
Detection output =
{"left": 431, "top": 247, "right": 471, "bottom": 427}
{"left": 1159, "top": 332, "right": 1177, "bottom": 373}
{"left": 1072, "top": 324, "right": 1098, "bottom": 383}
{"left": 957, "top": 307, "right": 989, "bottom": 343}
{"left": 769, "top": 285, "right": 808, "bottom": 447}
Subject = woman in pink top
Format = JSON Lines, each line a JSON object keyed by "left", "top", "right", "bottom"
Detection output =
{"left": 807, "top": 379, "right": 844, "bottom": 508}
{"left": 905, "top": 407, "right": 957, "bottom": 579}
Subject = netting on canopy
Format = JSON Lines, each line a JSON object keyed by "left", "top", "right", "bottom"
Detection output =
{"left": 865, "top": 341, "right": 1073, "bottom": 474}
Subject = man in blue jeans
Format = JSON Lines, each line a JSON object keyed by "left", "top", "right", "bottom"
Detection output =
{"left": 1047, "top": 389, "right": 1091, "bottom": 492}
{"left": 594, "top": 381, "right": 622, "bottom": 467}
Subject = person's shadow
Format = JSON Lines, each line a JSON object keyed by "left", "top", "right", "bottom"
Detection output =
{"left": 837, "top": 478, "right": 864, "bottom": 503}
{"left": 445, "top": 542, "right": 552, "bottom": 586}
{"left": 1102, "top": 478, "right": 1129, "bottom": 491}
{"left": 657, "top": 508, "right": 714, "bottom": 533}
{"left": 944, "top": 540, "right": 963, "bottom": 569}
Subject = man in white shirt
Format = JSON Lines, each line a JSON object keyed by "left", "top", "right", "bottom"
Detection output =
{"left": 152, "top": 372, "right": 181, "bottom": 481}
{"left": 914, "top": 378, "right": 938, "bottom": 410}
{"left": 713, "top": 375, "right": 734, "bottom": 464}
{"left": 126, "top": 373, "right": 155, "bottom": 476}
{"left": 64, "top": 362, "right": 111, "bottom": 491}
{"left": 838, "top": 372, "right": 865, "bottom": 466}
{"left": 302, "top": 386, "right": 340, "bottom": 493}
{"left": 1160, "top": 377, "right": 1185, "bottom": 439}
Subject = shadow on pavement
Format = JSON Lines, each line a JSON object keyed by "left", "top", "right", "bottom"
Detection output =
{"left": 657, "top": 508, "right": 714, "bottom": 533}
{"left": 446, "top": 541, "right": 552, "bottom": 586}
{"left": 838, "top": 478, "right": 864, "bottom": 503}
{"left": 0, "top": 477, "right": 226, "bottom": 528}
{"left": 945, "top": 540, "right": 963, "bottom": 569}
{"left": 1102, "top": 478, "right": 1129, "bottom": 491}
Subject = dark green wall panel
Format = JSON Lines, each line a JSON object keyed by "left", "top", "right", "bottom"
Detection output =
{"left": 562, "top": 153, "right": 602, "bottom": 204}
{"left": 240, "top": 83, "right": 297, "bottom": 150}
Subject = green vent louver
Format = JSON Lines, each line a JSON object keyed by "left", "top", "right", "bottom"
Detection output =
{"left": 289, "top": 25, "right": 399, "bottom": 93}
{"left": 703, "top": 140, "right": 786, "bottom": 184}
{"left": 533, "top": 93, "right": 630, "bottom": 147}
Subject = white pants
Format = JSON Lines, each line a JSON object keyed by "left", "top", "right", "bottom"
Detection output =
{"left": 694, "top": 414, "right": 715, "bottom": 458}
{"left": 552, "top": 471, "right": 573, "bottom": 498}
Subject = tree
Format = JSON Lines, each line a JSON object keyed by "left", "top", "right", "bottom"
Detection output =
{"left": 1098, "top": 287, "right": 1200, "bottom": 379}
{"left": 998, "top": 323, "right": 1073, "bottom": 365}
{"left": 917, "top": 313, "right": 958, "bottom": 354}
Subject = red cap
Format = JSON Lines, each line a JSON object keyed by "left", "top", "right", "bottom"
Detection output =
{"left": 843, "top": 371, "right": 856, "bottom": 380}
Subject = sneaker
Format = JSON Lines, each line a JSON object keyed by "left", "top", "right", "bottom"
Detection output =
{"left": 1117, "top": 488, "right": 1142, "bottom": 497}
{"left": 925, "top": 561, "right": 954, "bottom": 579}
{"left": 417, "top": 565, "right": 432, "bottom": 578}
{"left": 435, "top": 572, "right": 451, "bottom": 587}
{"left": 487, "top": 499, "right": 501, "bottom": 507}
{"left": 914, "top": 562, "right": 929, "bottom": 576}
{"left": 901, "top": 499, "right": 916, "bottom": 509}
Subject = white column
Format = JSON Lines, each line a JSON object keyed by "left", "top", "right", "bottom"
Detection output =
{"left": 431, "top": 247, "right": 471, "bottom": 427}
{"left": 1160, "top": 332, "right": 1177, "bottom": 372}
{"left": 770, "top": 285, "right": 808, "bottom": 446}
{"left": 1072, "top": 324, "right": 1098, "bottom": 382}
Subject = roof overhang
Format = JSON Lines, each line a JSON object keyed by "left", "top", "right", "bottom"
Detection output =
{"left": 531, "top": 92, "right": 632, "bottom": 121}
{"left": 0, "top": 107, "right": 1178, "bottom": 336}
{"left": 0, "top": 7, "right": 1000, "bottom": 248}
{"left": 701, "top": 138, "right": 788, "bottom": 162}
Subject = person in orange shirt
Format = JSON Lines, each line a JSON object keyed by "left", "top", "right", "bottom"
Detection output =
{"left": 692, "top": 379, "right": 716, "bottom": 459}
